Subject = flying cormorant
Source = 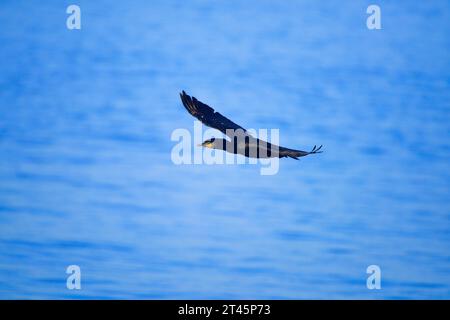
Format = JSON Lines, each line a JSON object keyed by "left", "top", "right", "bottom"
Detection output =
{"left": 179, "top": 91, "right": 323, "bottom": 160}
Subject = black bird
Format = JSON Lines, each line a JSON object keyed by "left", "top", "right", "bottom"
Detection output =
{"left": 179, "top": 91, "right": 323, "bottom": 160}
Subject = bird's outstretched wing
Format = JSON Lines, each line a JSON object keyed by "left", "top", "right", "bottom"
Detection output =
{"left": 180, "top": 91, "right": 247, "bottom": 137}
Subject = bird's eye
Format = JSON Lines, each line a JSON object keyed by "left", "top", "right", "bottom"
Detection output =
{"left": 211, "top": 138, "right": 215, "bottom": 142}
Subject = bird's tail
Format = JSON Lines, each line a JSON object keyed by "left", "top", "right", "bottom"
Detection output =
{"left": 279, "top": 145, "right": 323, "bottom": 160}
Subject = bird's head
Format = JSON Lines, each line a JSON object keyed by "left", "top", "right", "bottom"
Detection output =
{"left": 198, "top": 137, "right": 216, "bottom": 149}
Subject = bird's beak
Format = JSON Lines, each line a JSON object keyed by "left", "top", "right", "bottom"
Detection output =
{"left": 198, "top": 142, "right": 213, "bottom": 148}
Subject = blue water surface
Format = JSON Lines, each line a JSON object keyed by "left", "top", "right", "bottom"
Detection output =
{"left": 0, "top": 0, "right": 449, "bottom": 299}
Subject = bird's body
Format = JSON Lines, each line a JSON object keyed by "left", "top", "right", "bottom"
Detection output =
{"left": 208, "top": 137, "right": 318, "bottom": 159}
{"left": 209, "top": 137, "right": 274, "bottom": 159}
{"left": 179, "top": 91, "right": 322, "bottom": 160}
